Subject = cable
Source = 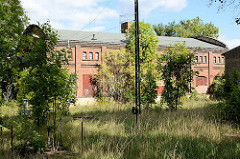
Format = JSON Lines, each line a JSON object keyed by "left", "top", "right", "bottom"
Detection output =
{"left": 81, "top": 0, "right": 114, "bottom": 31}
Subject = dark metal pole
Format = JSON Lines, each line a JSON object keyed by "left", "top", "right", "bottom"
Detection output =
{"left": 134, "top": 0, "right": 140, "bottom": 123}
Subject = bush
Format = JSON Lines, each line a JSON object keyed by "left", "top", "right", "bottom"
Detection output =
{"left": 189, "top": 90, "right": 199, "bottom": 100}
{"left": 211, "top": 76, "right": 226, "bottom": 101}
{"left": 216, "top": 68, "right": 240, "bottom": 124}
{"left": 13, "top": 118, "right": 46, "bottom": 156}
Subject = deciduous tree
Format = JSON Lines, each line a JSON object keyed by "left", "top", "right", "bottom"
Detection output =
{"left": 16, "top": 22, "right": 77, "bottom": 126}
{"left": 158, "top": 43, "right": 196, "bottom": 110}
{"left": 125, "top": 21, "right": 159, "bottom": 107}
{"left": 0, "top": 0, "right": 28, "bottom": 101}
{"left": 153, "top": 17, "right": 219, "bottom": 38}
{"left": 98, "top": 48, "right": 134, "bottom": 102}
{"left": 210, "top": 0, "right": 240, "bottom": 24}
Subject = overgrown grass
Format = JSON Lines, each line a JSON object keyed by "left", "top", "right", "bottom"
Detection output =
{"left": 61, "top": 98, "right": 240, "bottom": 159}
{"left": 1, "top": 97, "right": 240, "bottom": 158}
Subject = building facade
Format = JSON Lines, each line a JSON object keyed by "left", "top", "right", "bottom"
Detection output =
{"left": 222, "top": 45, "right": 240, "bottom": 78}
{"left": 54, "top": 24, "right": 227, "bottom": 98}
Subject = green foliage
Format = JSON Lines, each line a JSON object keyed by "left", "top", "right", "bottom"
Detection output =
{"left": 211, "top": 76, "right": 226, "bottom": 100}
{"left": 141, "top": 66, "right": 158, "bottom": 107}
{"left": 126, "top": 21, "right": 159, "bottom": 64}
{"left": 189, "top": 90, "right": 199, "bottom": 101}
{"left": 0, "top": 0, "right": 29, "bottom": 101}
{"left": 15, "top": 22, "right": 77, "bottom": 126}
{"left": 125, "top": 21, "right": 159, "bottom": 106}
{"left": 153, "top": 17, "right": 219, "bottom": 38}
{"left": 98, "top": 48, "right": 134, "bottom": 102}
{"left": 224, "top": 68, "right": 240, "bottom": 123}
{"left": 158, "top": 43, "right": 196, "bottom": 110}
{"left": 15, "top": 118, "right": 46, "bottom": 155}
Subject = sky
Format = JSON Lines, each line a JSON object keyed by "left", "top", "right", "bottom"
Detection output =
{"left": 20, "top": 0, "right": 240, "bottom": 49}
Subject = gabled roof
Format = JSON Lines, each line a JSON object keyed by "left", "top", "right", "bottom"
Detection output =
{"left": 56, "top": 30, "right": 227, "bottom": 50}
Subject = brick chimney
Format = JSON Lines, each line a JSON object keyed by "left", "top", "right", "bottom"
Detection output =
{"left": 121, "top": 22, "right": 133, "bottom": 33}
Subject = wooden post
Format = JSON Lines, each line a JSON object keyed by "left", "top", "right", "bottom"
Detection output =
{"left": 11, "top": 126, "right": 13, "bottom": 152}
{"left": 0, "top": 126, "right": 2, "bottom": 142}
{"left": 1, "top": 126, "right": 2, "bottom": 152}
{"left": 53, "top": 98, "right": 57, "bottom": 148}
{"left": 81, "top": 121, "right": 83, "bottom": 152}
{"left": 59, "top": 117, "right": 63, "bottom": 144}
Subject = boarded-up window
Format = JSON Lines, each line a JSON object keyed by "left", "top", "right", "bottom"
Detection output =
{"left": 83, "top": 74, "right": 94, "bottom": 97}
{"left": 196, "top": 76, "right": 207, "bottom": 87}
{"left": 157, "top": 86, "right": 164, "bottom": 95}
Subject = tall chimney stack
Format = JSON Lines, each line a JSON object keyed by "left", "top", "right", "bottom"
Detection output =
{"left": 121, "top": 22, "right": 133, "bottom": 33}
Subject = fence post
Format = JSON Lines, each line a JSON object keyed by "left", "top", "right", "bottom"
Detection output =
{"left": 81, "top": 121, "right": 83, "bottom": 153}
{"left": 1, "top": 126, "right": 2, "bottom": 153}
{"left": 0, "top": 126, "right": 2, "bottom": 143}
{"left": 11, "top": 126, "right": 13, "bottom": 152}
{"left": 60, "top": 117, "right": 63, "bottom": 143}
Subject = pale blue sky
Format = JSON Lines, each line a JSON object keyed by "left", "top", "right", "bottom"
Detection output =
{"left": 21, "top": 0, "right": 240, "bottom": 49}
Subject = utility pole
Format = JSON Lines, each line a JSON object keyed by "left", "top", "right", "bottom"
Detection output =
{"left": 132, "top": 0, "right": 141, "bottom": 123}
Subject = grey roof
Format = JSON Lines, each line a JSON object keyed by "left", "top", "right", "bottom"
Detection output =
{"left": 57, "top": 30, "right": 226, "bottom": 49}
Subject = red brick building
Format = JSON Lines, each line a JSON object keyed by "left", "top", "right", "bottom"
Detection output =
{"left": 54, "top": 25, "right": 227, "bottom": 98}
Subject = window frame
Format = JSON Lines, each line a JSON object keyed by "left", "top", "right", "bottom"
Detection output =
{"left": 95, "top": 52, "right": 99, "bottom": 60}
{"left": 213, "top": 56, "right": 216, "bottom": 63}
{"left": 195, "top": 56, "right": 198, "bottom": 63}
{"left": 89, "top": 52, "right": 93, "bottom": 60}
{"left": 204, "top": 56, "right": 207, "bottom": 63}
{"left": 200, "top": 56, "right": 203, "bottom": 63}
{"left": 83, "top": 52, "right": 87, "bottom": 60}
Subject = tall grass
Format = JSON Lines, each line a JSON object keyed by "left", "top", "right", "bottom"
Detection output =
{"left": 1, "top": 98, "right": 240, "bottom": 158}
{"left": 61, "top": 99, "right": 240, "bottom": 159}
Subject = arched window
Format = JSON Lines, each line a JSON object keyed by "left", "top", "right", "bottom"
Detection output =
{"left": 95, "top": 52, "right": 99, "bottom": 60}
{"left": 89, "top": 52, "right": 93, "bottom": 60}
{"left": 83, "top": 52, "right": 87, "bottom": 60}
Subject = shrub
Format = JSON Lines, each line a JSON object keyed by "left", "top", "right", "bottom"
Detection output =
{"left": 14, "top": 118, "right": 46, "bottom": 156}
{"left": 211, "top": 76, "right": 226, "bottom": 101}
{"left": 189, "top": 90, "right": 199, "bottom": 100}
{"left": 217, "top": 68, "right": 240, "bottom": 124}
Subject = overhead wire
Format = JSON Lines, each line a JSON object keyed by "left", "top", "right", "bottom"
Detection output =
{"left": 80, "top": 0, "right": 114, "bottom": 31}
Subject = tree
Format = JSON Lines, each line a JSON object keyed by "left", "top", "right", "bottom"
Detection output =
{"left": 98, "top": 48, "right": 134, "bottom": 102}
{"left": 210, "top": 0, "right": 240, "bottom": 24}
{"left": 153, "top": 17, "right": 219, "bottom": 39}
{"left": 158, "top": 43, "right": 195, "bottom": 110}
{"left": 16, "top": 22, "right": 77, "bottom": 126}
{"left": 0, "top": 0, "right": 28, "bottom": 101}
{"left": 141, "top": 65, "right": 158, "bottom": 107}
{"left": 125, "top": 21, "right": 159, "bottom": 107}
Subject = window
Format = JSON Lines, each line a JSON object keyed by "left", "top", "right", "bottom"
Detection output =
{"left": 55, "top": 51, "right": 60, "bottom": 57}
{"left": 95, "top": 52, "right": 99, "bottom": 60}
{"left": 83, "top": 52, "right": 87, "bottom": 60}
{"left": 218, "top": 57, "right": 220, "bottom": 63}
{"left": 213, "top": 56, "right": 216, "bottom": 63}
{"left": 68, "top": 52, "right": 72, "bottom": 60}
{"left": 195, "top": 56, "right": 198, "bottom": 63}
{"left": 204, "top": 56, "right": 207, "bottom": 63}
{"left": 222, "top": 57, "right": 224, "bottom": 63}
{"left": 61, "top": 51, "right": 66, "bottom": 60}
{"left": 89, "top": 52, "right": 93, "bottom": 60}
{"left": 200, "top": 56, "right": 203, "bottom": 63}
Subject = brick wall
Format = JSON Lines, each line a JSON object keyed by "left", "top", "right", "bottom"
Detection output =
{"left": 57, "top": 42, "right": 226, "bottom": 97}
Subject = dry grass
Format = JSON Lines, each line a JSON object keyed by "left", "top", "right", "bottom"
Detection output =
{"left": 1, "top": 98, "right": 240, "bottom": 158}
{"left": 61, "top": 99, "right": 240, "bottom": 159}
